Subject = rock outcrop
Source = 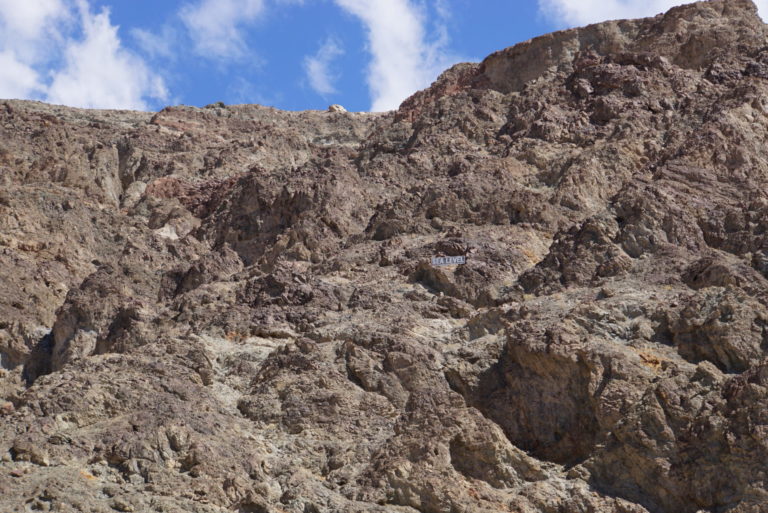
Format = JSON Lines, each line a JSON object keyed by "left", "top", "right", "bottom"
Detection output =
{"left": 2, "top": 1, "right": 768, "bottom": 512}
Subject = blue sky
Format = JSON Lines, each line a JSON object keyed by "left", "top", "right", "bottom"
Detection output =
{"left": 0, "top": 0, "right": 765, "bottom": 112}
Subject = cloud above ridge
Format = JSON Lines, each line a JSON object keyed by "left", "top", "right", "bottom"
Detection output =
{"left": 0, "top": 0, "right": 166, "bottom": 110}
{"left": 47, "top": 2, "right": 167, "bottom": 109}
{"left": 539, "top": 0, "right": 767, "bottom": 27}
{"left": 334, "top": 0, "right": 458, "bottom": 112}
{"left": 0, "top": 0, "right": 66, "bottom": 99}
{"left": 304, "top": 37, "right": 344, "bottom": 96}
{"left": 180, "top": 0, "right": 265, "bottom": 60}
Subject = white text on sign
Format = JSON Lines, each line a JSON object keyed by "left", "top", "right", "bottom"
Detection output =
{"left": 431, "top": 255, "right": 466, "bottom": 266}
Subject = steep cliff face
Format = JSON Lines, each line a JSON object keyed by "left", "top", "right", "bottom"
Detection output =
{"left": 3, "top": 1, "right": 768, "bottom": 512}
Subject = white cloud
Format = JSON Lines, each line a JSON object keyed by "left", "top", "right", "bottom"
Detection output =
{"left": 304, "top": 37, "right": 344, "bottom": 96}
{"left": 180, "top": 0, "right": 265, "bottom": 60}
{"left": 0, "top": 51, "right": 43, "bottom": 99}
{"left": 46, "top": 2, "right": 167, "bottom": 109}
{"left": 334, "top": 0, "right": 458, "bottom": 112}
{"left": 0, "top": 0, "right": 70, "bottom": 80}
{"left": 0, "top": 0, "right": 68, "bottom": 43}
{"left": 0, "top": 0, "right": 69, "bottom": 98}
{"left": 132, "top": 26, "right": 178, "bottom": 61}
{"left": 539, "top": 0, "right": 767, "bottom": 27}
{"left": 0, "top": 0, "right": 167, "bottom": 110}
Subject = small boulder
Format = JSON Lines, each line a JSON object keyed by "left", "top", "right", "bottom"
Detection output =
{"left": 0, "top": 401, "right": 13, "bottom": 415}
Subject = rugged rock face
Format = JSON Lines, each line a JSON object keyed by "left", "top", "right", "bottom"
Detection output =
{"left": 3, "top": 1, "right": 768, "bottom": 511}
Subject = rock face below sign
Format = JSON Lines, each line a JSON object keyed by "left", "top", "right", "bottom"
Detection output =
{"left": 3, "top": 1, "right": 768, "bottom": 512}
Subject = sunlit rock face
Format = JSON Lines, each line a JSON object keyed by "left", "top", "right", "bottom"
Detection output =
{"left": 3, "top": 1, "right": 768, "bottom": 511}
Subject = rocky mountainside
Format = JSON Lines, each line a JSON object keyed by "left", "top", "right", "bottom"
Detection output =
{"left": 3, "top": 1, "right": 768, "bottom": 511}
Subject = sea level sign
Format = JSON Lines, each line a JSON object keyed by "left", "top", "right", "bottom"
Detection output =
{"left": 431, "top": 255, "right": 466, "bottom": 266}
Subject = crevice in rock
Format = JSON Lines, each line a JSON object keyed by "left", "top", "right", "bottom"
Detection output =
{"left": 21, "top": 331, "right": 53, "bottom": 386}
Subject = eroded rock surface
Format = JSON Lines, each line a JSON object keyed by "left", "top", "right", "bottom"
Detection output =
{"left": 2, "top": 1, "right": 768, "bottom": 512}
